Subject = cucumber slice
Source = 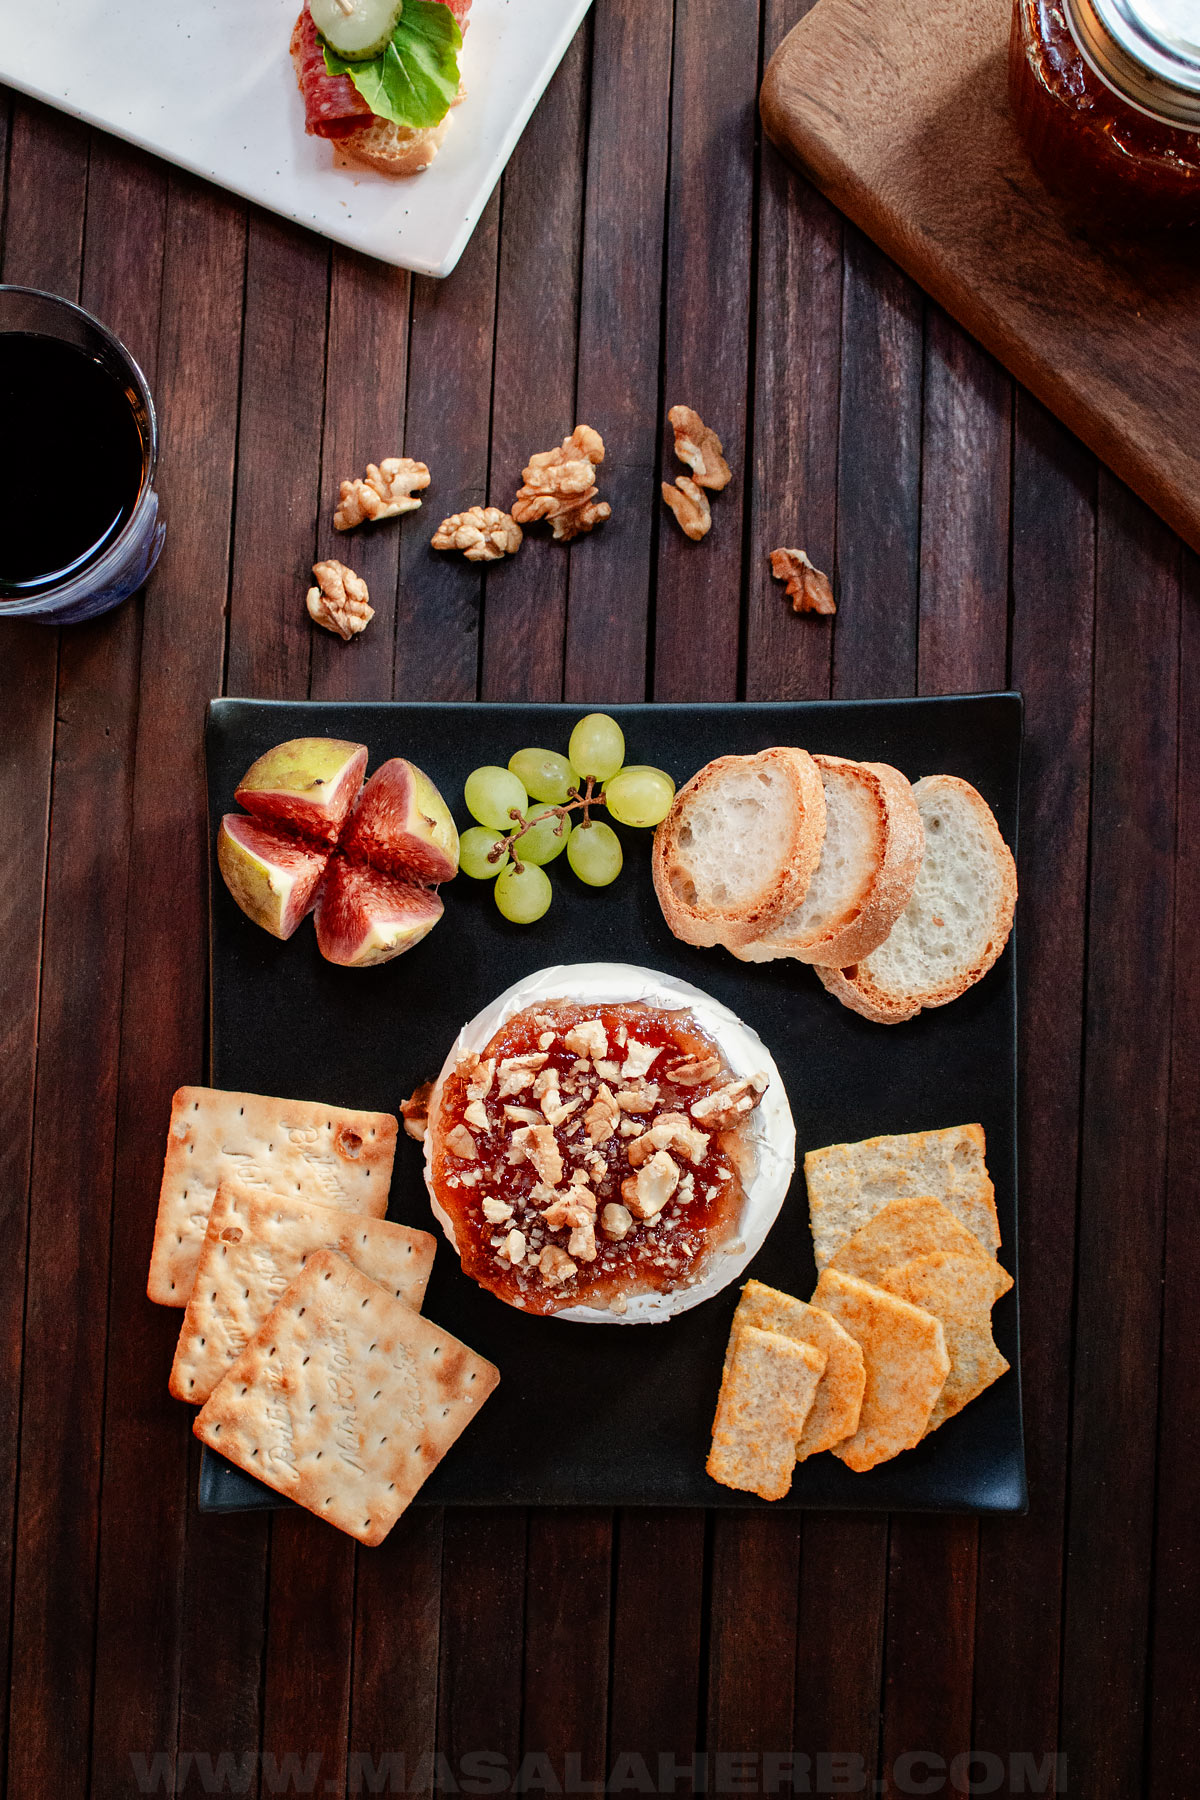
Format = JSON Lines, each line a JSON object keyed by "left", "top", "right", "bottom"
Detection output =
{"left": 309, "top": 0, "right": 404, "bottom": 61}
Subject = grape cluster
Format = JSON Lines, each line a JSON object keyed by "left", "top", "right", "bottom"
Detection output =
{"left": 460, "top": 714, "right": 675, "bottom": 923}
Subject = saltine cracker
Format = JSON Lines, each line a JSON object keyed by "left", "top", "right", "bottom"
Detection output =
{"left": 811, "top": 1267, "right": 950, "bottom": 1472}
{"left": 730, "top": 1280, "right": 865, "bottom": 1459}
{"left": 193, "top": 1250, "right": 499, "bottom": 1545}
{"left": 805, "top": 1124, "right": 1000, "bottom": 1268}
{"left": 170, "top": 1181, "right": 436, "bottom": 1404}
{"left": 706, "top": 1325, "right": 826, "bottom": 1501}
{"left": 148, "top": 1087, "right": 397, "bottom": 1306}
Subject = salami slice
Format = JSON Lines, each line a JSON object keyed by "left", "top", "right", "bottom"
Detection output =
{"left": 291, "top": 9, "right": 375, "bottom": 139}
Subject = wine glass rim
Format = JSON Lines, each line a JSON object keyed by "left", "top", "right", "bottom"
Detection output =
{"left": 0, "top": 285, "right": 160, "bottom": 619}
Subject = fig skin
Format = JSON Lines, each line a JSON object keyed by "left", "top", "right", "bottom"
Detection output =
{"left": 235, "top": 738, "right": 368, "bottom": 845}
{"left": 315, "top": 860, "right": 444, "bottom": 967}
{"left": 217, "top": 815, "right": 330, "bottom": 939}
{"left": 340, "top": 757, "right": 460, "bottom": 884}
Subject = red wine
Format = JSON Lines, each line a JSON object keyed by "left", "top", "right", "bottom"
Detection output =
{"left": 0, "top": 332, "right": 146, "bottom": 599}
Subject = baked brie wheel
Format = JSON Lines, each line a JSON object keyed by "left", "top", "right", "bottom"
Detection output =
{"left": 423, "top": 964, "right": 795, "bottom": 1323}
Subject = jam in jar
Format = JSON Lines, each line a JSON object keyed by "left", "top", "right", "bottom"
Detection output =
{"left": 1009, "top": 0, "right": 1200, "bottom": 228}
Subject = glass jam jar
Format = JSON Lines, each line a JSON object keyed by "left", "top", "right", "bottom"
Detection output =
{"left": 1009, "top": 0, "right": 1200, "bottom": 228}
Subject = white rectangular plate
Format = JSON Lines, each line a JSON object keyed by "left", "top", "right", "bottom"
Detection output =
{"left": 1, "top": 0, "right": 592, "bottom": 277}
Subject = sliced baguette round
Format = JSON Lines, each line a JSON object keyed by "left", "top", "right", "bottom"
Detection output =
{"left": 652, "top": 747, "right": 827, "bottom": 949}
{"left": 732, "top": 755, "right": 924, "bottom": 968}
{"left": 815, "top": 774, "right": 1017, "bottom": 1024}
{"left": 334, "top": 107, "right": 454, "bottom": 177}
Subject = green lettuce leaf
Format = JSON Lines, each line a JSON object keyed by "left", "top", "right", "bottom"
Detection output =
{"left": 322, "top": 0, "right": 462, "bottom": 132}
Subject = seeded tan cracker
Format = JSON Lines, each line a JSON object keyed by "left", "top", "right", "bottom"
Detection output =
{"left": 828, "top": 1196, "right": 1013, "bottom": 1295}
{"left": 730, "top": 1280, "right": 865, "bottom": 1459}
{"left": 148, "top": 1087, "right": 397, "bottom": 1306}
{"left": 193, "top": 1250, "right": 498, "bottom": 1545}
{"left": 169, "top": 1180, "right": 437, "bottom": 1404}
{"left": 811, "top": 1267, "right": 950, "bottom": 1472}
{"left": 804, "top": 1124, "right": 1000, "bottom": 1269}
{"left": 878, "top": 1250, "right": 1010, "bottom": 1433}
{"left": 707, "top": 1324, "right": 826, "bottom": 1501}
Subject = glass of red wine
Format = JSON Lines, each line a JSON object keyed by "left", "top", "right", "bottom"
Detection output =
{"left": 0, "top": 287, "right": 165, "bottom": 623}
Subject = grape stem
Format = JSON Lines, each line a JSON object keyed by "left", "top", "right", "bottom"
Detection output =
{"left": 487, "top": 777, "right": 606, "bottom": 875}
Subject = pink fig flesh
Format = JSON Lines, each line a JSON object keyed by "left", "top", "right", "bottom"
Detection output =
{"left": 235, "top": 738, "right": 368, "bottom": 845}
{"left": 339, "top": 757, "right": 459, "bottom": 884}
{"left": 217, "top": 814, "right": 330, "bottom": 940}
{"left": 314, "top": 860, "right": 444, "bottom": 967}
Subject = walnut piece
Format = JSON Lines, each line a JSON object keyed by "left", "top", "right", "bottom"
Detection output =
{"left": 444, "top": 1124, "right": 477, "bottom": 1160}
{"left": 668, "top": 405, "right": 732, "bottom": 492}
{"left": 661, "top": 477, "right": 711, "bottom": 542}
{"left": 621, "top": 1149, "right": 681, "bottom": 1221}
{"left": 400, "top": 1081, "right": 432, "bottom": 1142}
{"left": 601, "top": 1202, "right": 633, "bottom": 1241}
{"left": 431, "top": 505, "right": 523, "bottom": 562}
{"left": 334, "top": 457, "right": 431, "bottom": 530}
{"left": 584, "top": 1083, "right": 620, "bottom": 1148}
{"left": 690, "top": 1073, "right": 768, "bottom": 1130}
{"left": 512, "top": 425, "right": 611, "bottom": 541}
{"left": 769, "top": 547, "right": 836, "bottom": 615}
{"left": 627, "top": 1112, "right": 709, "bottom": 1168}
{"left": 665, "top": 1054, "right": 723, "bottom": 1087}
{"left": 306, "top": 560, "right": 374, "bottom": 641}
{"left": 539, "top": 1244, "right": 577, "bottom": 1286}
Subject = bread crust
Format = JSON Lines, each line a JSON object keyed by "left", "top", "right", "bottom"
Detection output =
{"left": 733, "top": 755, "right": 924, "bottom": 968}
{"left": 815, "top": 775, "right": 1017, "bottom": 1024}
{"left": 290, "top": 18, "right": 455, "bottom": 177}
{"left": 652, "top": 747, "right": 827, "bottom": 949}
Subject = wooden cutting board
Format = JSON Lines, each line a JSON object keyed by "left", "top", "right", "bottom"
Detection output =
{"left": 760, "top": 0, "right": 1200, "bottom": 554}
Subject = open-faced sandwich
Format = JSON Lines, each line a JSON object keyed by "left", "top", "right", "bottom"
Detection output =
{"left": 293, "top": 0, "right": 471, "bottom": 177}
{"left": 421, "top": 965, "right": 796, "bottom": 1323}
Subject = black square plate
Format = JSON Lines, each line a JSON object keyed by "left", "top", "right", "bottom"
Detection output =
{"left": 199, "top": 696, "right": 1024, "bottom": 1514}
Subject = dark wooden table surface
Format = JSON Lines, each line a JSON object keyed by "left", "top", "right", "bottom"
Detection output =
{"left": 1, "top": 1, "right": 1195, "bottom": 1795}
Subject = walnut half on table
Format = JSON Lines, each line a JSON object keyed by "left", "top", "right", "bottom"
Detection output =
{"left": 661, "top": 476, "right": 712, "bottom": 542}
{"left": 334, "top": 457, "right": 431, "bottom": 530}
{"left": 512, "top": 425, "right": 612, "bottom": 542}
{"left": 769, "top": 547, "right": 836, "bottom": 615}
{"left": 431, "top": 506, "right": 523, "bottom": 562}
{"left": 306, "top": 559, "right": 373, "bottom": 641}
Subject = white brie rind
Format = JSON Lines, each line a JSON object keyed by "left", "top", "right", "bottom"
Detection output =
{"left": 422, "top": 961, "right": 796, "bottom": 1325}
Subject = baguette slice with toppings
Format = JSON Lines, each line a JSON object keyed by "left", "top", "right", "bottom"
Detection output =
{"left": 816, "top": 776, "right": 1016, "bottom": 1024}
{"left": 652, "top": 748, "right": 827, "bottom": 949}
{"left": 733, "top": 755, "right": 923, "bottom": 968}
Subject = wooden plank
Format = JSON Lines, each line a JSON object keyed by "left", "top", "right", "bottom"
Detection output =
{"left": 880, "top": 312, "right": 1010, "bottom": 1800}
{"left": 312, "top": 249, "right": 412, "bottom": 702}
{"left": 0, "top": 96, "right": 84, "bottom": 1796}
{"left": 86, "top": 161, "right": 244, "bottom": 1800}
{"left": 225, "top": 215, "right": 328, "bottom": 701}
{"left": 972, "top": 393, "right": 1095, "bottom": 1782}
{"left": 436, "top": 1511, "right": 527, "bottom": 1797}
{"left": 5, "top": 123, "right": 163, "bottom": 1800}
{"left": 393, "top": 201, "right": 501, "bottom": 705}
{"left": 832, "top": 229, "right": 922, "bottom": 699}
{"left": 1148, "top": 549, "right": 1200, "bottom": 1800}
{"left": 744, "top": 60, "right": 842, "bottom": 702}
{"left": 350, "top": 1510, "right": 444, "bottom": 1794}
{"left": 260, "top": 1514, "right": 355, "bottom": 1797}
{"left": 567, "top": 0, "right": 673, "bottom": 701}
{"left": 521, "top": 1512, "right": 612, "bottom": 1791}
{"left": 916, "top": 313, "right": 1011, "bottom": 696}
{"left": 1059, "top": 477, "right": 1180, "bottom": 1796}
{"left": 483, "top": 30, "right": 587, "bottom": 703}
{"left": 793, "top": 1517, "right": 888, "bottom": 1774}
{"left": 608, "top": 1512, "right": 705, "bottom": 1783}
{"left": 707, "top": 1515, "right": 802, "bottom": 1768}
{"left": 882, "top": 1518, "right": 978, "bottom": 1800}
{"left": 653, "top": 0, "right": 759, "bottom": 703}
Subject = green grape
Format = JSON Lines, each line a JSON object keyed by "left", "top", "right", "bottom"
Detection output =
{"left": 464, "top": 765, "right": 527, "bottom": 831}
{"left": 568, "top": 713, "right": 625, "bottom": 783}
{"left": 567, "top": 819, "right": 623, "bottom": 887}
{"left": 604, "top": 766, "right": 675, "bottom": 828}
{"left": 459, "top": 826, "right": 510, "bottom": 880}
{"left": 519, "top": 808, "right": 572, "bottom": 866}
{"left": 508, "top": 747, "right": 580, "bottom": 805}
{"left": 495, "top": 862, "right": 553, "bottom": 924}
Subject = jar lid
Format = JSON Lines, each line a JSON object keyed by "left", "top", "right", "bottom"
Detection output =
{"left": 1066, "top": 0, "right": 1200, "bottom": 126}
